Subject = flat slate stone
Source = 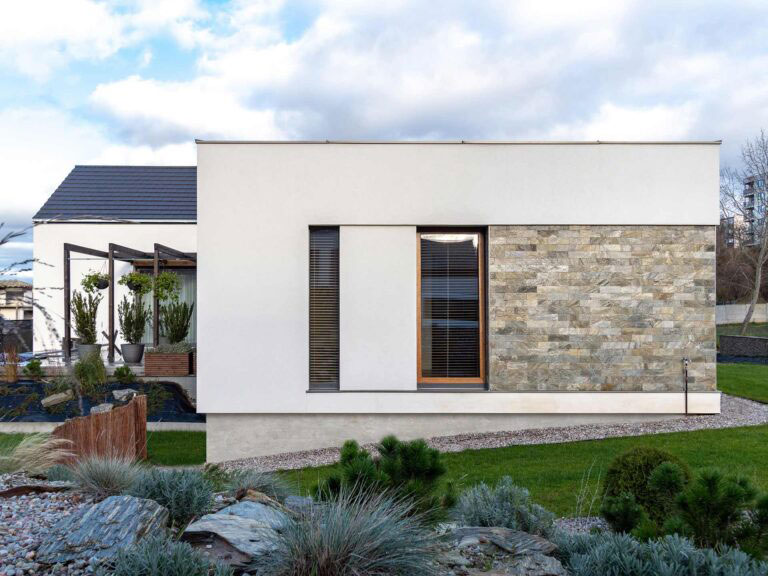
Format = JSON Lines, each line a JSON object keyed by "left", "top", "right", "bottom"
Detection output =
{"left": 90, "top": 403, "right": 113, "bottom": 414}
{"left": 36, "top": 495, "right": 168, "bottom": 565}
{"left": 445, "top": 527, "right": 557, "bottom": 556}
{"left": 183, "top": 513, "right": 279, "bottom": 559}
{"left": 217, "top": 501, "right": 289, "bottom": 530}
{"left": 41, "top": 390, "right": 73, "bottom": 408}
{"left": 112, "top": 388, "right": 137, "bottom": 402}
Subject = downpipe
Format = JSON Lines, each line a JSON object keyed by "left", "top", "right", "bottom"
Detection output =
{"left": 682, "top": 357, "right": 689, "bottom": 415}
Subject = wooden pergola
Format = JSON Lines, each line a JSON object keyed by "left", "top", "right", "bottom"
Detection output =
{"left": 63, "top": 242, "right": 196, "bottom": 362}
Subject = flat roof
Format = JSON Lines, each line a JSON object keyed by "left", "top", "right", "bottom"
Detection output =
{"left": 196, "top": 139, "right": 722, "bottom": 145}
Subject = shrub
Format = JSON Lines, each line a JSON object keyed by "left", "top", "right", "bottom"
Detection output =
{"left": 73, "top": 351, "right": 107, "bottom": 397}
{"left": 70, "top": 455, "right": 143, "bottom": 498}
{"left": 128, "top": 468, "right": 213, "bottom": 527}
{"left": 603, "top": 447, "right": 691, "bottom": 521}
{"left": 553, "top": 531, "right": 768, "bottom": 576}
{"left": 676, "top": 469, "right": 758, "bottom": 549}
{"left": 46, "top": 464, "right": 74, "bottom": 482}
{"left": 227, "top": 468, "right": 292, "bottom": 502}
{"left": 315, "top": 436, "right": 452, "bottom": 517}
{"left": 265, "top": 488, "right": 437, "bottom": 576}
{"left": 22, "top": 358, "right": 44, "bottom": 380}
{"left": 454, "top": 476, "right": 555, "bottom": 537}
{"left": 118, "top": 294, "right": 151, "bottom": 344}
{"left": 648, "top": 461, "right": 687, "bottom": 523}
{"left": 161, "top": 301, "right": 194, "bottom": 344}
{"left": 71, "top": 290, "right": 101, "bottom": 344}
{"left": 113, "top": 365, "right": 136, "bottom": 386}
{"left": 0, "top": 434, "right": 72, "bottom": 475}
{"left": 103, "top": 535, "right": 233, "bottom": 576}
{"left": 600, "top": 492, "right": 647, "bottom": 534}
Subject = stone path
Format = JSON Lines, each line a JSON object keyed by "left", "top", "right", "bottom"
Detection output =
{"left": 221, "top": 394, "right": 768, "bottom": 472}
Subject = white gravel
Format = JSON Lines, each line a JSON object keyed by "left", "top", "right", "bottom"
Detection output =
{"left": 0, "top": 474, "right": 93, "bottom": 576}
{"left": 221, "top": 394, "right": 768, "bottom": 472}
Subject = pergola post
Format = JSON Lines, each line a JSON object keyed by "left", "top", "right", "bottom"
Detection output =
{"left": 153, "top": 247, "right": 159, "bottom": 347}
{"left": 63, "top": 244, "right": 71, "bottom": 362}
{"left": 108, "top": 245, "right": 115, "bottom": 363}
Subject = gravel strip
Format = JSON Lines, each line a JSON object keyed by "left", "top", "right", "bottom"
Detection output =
{"left": 555, "top": 516, "right": 610, "bottom": 534}
{"left": 0, "top": 474, "right": 93, "bottom": 576}
{"left": 221, "top": 394, "right": 768, "bottom": 472}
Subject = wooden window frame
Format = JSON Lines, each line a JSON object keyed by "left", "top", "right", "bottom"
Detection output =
{"left": 417, "top": 229, "right": 486, "bottom": 386}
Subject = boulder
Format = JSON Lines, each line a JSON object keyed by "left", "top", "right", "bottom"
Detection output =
{"left": 36, "top": 495, "right": 168, "bottom": 565}
{"left": 90, "top": 403, "right": 113, "bottom": 414}
{"left": 112, "top": 388, "right": 137, "bottom": 402}
{"left": 182, "top": 513, "right": 279, "bottom": 568}
{"left": 41, "top": 390, "right": 73, "bottom": 408}
{"left": 217, "top": 501, "right": 289, "bottom": 530}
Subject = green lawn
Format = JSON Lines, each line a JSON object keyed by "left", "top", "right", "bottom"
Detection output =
{"left": 282, "top": 425, "right": 768, "bottom": 517}
{"left": 718, "top": 363, "right": 768, "bottom": 404}
{"left": 0, "top": 431, "right": 207, "bottom": 467}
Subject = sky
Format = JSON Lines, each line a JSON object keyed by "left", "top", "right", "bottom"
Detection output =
{"left": 2, "top": 0, "right": 768, "bottom": 280}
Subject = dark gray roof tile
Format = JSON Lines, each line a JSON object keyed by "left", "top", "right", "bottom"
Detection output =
{"left": 33, "top": 166, "right": 196, "bottom": 222}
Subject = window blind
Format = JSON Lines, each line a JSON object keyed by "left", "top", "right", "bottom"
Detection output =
{"left": 309, "top": 227, "right": 340, "bottom": 389}
{"left": 419, "top": 232, "right": 482, "bottom": 380}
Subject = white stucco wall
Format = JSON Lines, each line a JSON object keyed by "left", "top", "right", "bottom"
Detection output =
{"left": 340, "top": 226, "right": 417, "bottom": 391}
{"left": 33, "top": 222, "right": 196, "bottom": 354}
{"left": 197, "top": 142, "right": 720, "bottom": 414}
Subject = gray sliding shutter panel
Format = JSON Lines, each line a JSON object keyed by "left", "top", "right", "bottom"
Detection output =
{"left": 309, "top": 227, "right": 340, "bottom": 389}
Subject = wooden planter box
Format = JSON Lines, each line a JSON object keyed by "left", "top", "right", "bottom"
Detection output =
{"left": 144, "top": 352, "right": 192, "bottom": 377}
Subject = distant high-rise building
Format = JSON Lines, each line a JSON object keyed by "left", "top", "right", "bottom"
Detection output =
{"left": 744, "top": 175, "right": 767, "bottom": 245}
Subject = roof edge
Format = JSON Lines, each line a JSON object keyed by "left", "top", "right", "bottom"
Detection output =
{"left": 195, "top": 139, "right": 722, "bottom": 145}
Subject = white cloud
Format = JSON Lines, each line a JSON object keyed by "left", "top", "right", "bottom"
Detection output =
{"left": 0, "top": 0, "right": 208, "bottom": 80}
{"left": 548, "top": 102, "right": 701, "bottom": 141}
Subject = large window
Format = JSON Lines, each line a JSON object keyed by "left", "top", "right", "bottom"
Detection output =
{"left": 309, "top": 227, "right": 340, "bottom": 389}
{"left": 418, "top": 230, "right": 485, "bottom": 385}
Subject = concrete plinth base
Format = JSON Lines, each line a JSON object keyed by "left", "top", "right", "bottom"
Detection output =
{"left": 206, "top": 412, "right": 680, "bottom": 463}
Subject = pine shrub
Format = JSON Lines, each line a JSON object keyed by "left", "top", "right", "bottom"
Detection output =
{"left": 603, "top": 447, "right": 691, "bottom": 521}
{"left": 73, "top": 351, "right": 107, "bottom": 397}
{"left": 128, "top": 468, "right": 213, "bottom": 527}
{"left": 113, "top": 365, "right": 136, "bottom": 386}
{"left": 454, "top": 476, "right": 555, "bottom": 537}
{"left": 314, "top": 436, "right": 451, "bottom": 517}
{"left": 600, "top": 492, "right": 648, "bottom": 535}
{"left": 103, "top": 535, "right": 233, "bottom": 576}
{"left": 265, "top": 488, "right": 437, "bottom": 576}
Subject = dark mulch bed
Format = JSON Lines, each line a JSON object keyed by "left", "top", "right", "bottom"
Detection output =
{"left": 718, "top": 353, "right": 768, "bottom": 365}
{"left": 0, "top": 380, "right": 204, "bottom": 423}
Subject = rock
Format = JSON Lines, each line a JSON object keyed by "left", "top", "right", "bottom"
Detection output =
{"left": 284, "top": 495, "right": 313, "bottom": 514}
{"left": 498, "top": 552, "right": 568, "bottom": 576}
{"left": 41, "top": 391, "right": 73, "bottom": 408}
{"left": 89, "top": 403, "right": 113, "bottom": 414}
{"left": 218, "top": 501, "right": 289, "bottom": 530}
{"left": 36, "top": 495, "right": 168, "bottom": 565}
{"left": 182, "top": 513, "right": 279, "bottom": 568}
{"left": 444, "top": 527, "right": 557, "bottom": 556}
{"left": 112, "top": 389, "right": 137, "bottom": 402}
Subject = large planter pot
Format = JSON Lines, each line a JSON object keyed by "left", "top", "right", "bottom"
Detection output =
{"left": 144, "top": 351, "right": 191, "bottom": 376}
{"left": 77, "top": 343, "right": 102, "bottom": 359}
{"left": 121, "top": 343, "right": 145, "bottom": 364}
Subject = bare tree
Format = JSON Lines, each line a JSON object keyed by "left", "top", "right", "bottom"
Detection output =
{"left": 720, "top": 130, "right": 768, "bottom": 334}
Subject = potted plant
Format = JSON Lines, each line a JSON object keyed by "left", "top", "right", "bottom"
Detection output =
{"left": 71, "top": 290, "right": 102, "bottom": 358}
{"left": 145, "top": 342, "right": 195, "bottom": 376}
{"left": 82, "top": 270, "right": 110, "bottom": 292}
{"left": 118, "top": 271, "right": 152, "bottom": 294}
{"left": 118, "top": 293, "right": 151, "bottom": 364}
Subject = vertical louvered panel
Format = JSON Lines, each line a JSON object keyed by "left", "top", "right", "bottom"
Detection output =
{"left": 309, "top": 227, "right": 340, "bottom": 389}
{"left": 419, "top": 232, "right": 482, "bottom": 381}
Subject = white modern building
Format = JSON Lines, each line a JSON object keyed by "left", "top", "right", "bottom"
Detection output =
{"left": 33, "top": 166, "right": 197, "bottom": 356}
{"left": 196, "top": 141, "right": 720, "bottom": 462}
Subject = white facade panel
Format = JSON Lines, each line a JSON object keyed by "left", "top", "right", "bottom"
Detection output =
{"left": 196, "top": 142, "right": 720, "bottom": 414}
{"left": 340, "top": 226, "right": 417, "bottom": 391}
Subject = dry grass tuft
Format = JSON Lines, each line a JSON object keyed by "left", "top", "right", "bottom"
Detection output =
{"left": 0, "top": 434, "right": 73, "bottom": 475}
